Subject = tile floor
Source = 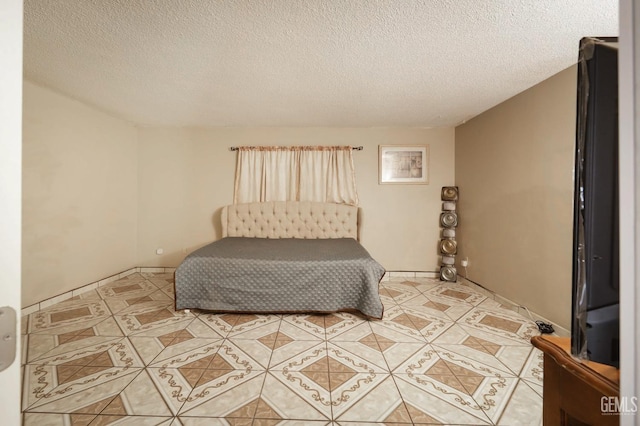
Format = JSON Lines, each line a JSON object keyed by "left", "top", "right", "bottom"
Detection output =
{"left": 21, "top": 272, "right": 544, "bottom": 425}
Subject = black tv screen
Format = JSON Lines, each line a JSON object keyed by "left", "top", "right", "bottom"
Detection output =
{"left": 571, "top": 37, "right": 619, "bottom": 368}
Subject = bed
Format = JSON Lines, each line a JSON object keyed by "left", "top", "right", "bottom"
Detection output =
{"left": 175, "top": 201, "right": 385, "bottom": 319}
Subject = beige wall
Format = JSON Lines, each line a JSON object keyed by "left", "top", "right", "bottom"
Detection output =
{"left": 137, "top": 127, "right": 455, "bottom": 271}
{"left": 455, "top": 66, "right": 577, "bottom": 328}
{"left": 22, "top": 81, "right": 138, "bottom": 307}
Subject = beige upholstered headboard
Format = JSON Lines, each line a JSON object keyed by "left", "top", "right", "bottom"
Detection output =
{"left": 222, "top": 201, "right": 359, "bottom": 239}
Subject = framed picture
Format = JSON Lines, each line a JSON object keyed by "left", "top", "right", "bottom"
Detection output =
{"left": 379, "top": 145, "right": 429, "bottom": 184}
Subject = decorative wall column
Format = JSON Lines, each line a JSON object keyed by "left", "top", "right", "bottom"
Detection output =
{"left": 439, "top": 186, "right": 458, "bottom": 281}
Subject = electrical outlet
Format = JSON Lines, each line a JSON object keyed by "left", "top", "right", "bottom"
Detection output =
{"left": 461, "top": 258, "right": 469, "bottom": 267}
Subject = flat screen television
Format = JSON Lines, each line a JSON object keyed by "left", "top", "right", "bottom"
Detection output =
{"left": 571, "top": 37, "right": 619, "bottom": 368}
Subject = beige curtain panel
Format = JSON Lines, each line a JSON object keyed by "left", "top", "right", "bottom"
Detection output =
{"left": 233, "top": 146, "right": 359, "bottom": 205}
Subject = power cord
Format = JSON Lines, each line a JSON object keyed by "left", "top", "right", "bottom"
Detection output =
{"left": 535, "top": 321, "right": 555, "bottom": 334}
{"left": 521, "top": 306, "right": 555, "bottom": 334}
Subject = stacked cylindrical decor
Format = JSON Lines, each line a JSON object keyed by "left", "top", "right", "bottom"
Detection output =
{"left": 439, "top": 186, "right": 458, "bottom": 282}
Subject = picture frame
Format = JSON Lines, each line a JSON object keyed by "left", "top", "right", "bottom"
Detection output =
{"left": 379, "top": 145, "right": 429, "bottom": 184}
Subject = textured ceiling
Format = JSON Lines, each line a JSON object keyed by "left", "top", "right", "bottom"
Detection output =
{"left": 23, "top": 0, "right": 618, "bottom": 127}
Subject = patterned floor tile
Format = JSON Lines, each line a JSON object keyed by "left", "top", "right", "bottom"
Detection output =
{"left": 70, "top": 289, "right": 104, "bottom": 301}
{"left": 198, "top": 313, "right": 244, "bottom": 337}
{"left": 147, "top": 339, "right": 223, "bottom": 369}
{"left": 378, "top": 288, "right": 398, "bottom": 308}
{"left": 458, "top": 307, "right": 540, "bottom": 344}
{"left": 326, "top": 340, "right": 387, "bottom": 373}
{"left": 496, "top": 379, "right": 543, "bottom": 425}
{"left": 280, "top": 315, "right": 322, "bottom": 339}
{"left": 23, "top": 337, "right": 145, "bottom": 410}
{"left": 402, "top": 292, "right": 476, "bottom": 323}
{"left": 28, "top": 300, "right": 112, "bottom": 335}
{"left": 477, "top": 297, "right": 521, "bottom": 314}
{"left": 379, "top": 281, "right": 422, "bottom": 305}
{"left": 143, "top": 272, "right": 175, "bottom": 288}
{"left": 174, "top": 418, "right": 244, "bottom": 426}
{"left": 269, "top": 342, "right": 327, "bottom": 371}
{"left": 147, "top": 340, "right": 264, "bottom": 415}
{"left": 281, "top": 314, "right": 327, "bottom": 340}
{"left": 325, "top": 342, "right": 388, "bottom": 374}
{"left": 282, "top": 312, "right": 366, "bottom": 341}
{"left": 519, "top": 348, "right": 544, "bottom": 385}
{"left": 268, "top": 345, "right": 391, "bottom": 420}
{"left": 267, "top": 344, "right": 333, "bottom": 417}
{"left": 88, "top": 415, "right": 175, "bottom": 425}
{"left": 137, "top": 337, "right": 225, "bottom": 369}
{"left": 277, "top": 318, "right": 326, "bottom": 341}
{"left": 197, "top": 313, "right": 279, "bottom": 338}
{"left": 370, "top": 305, "right": 427, "bottom": 343}
{"left": 322, "top": 312, "right": 370, "bottom": 340}
{"left": 102, "top": 369, "right": 174, "bottom": 416}
{"left": 23, "top": 412, "right": 97, "bottom": 425}
{"left": 21, "top": 273, "right": 544, "bottom": 424}
{"left": 177, "top": 372, "right": 265, "bottom": 418}
{"left": 378, "top": 342, "right": 429, "bottom": 373}
{"left": 226, "top": 337, "right": 275, "bottom": 370}
{"left": 105, "top": 289, "right": 174, "bottom": 315}
{"left": 397, "top": 305, "right": 455, "bottom": 342}
{"left": 128, "top": 318, "right": 224, "bottom": 365}
{"left": 391, "top": 342, "right": 519, "bottom": 423}
{"left": 259, "top": 372, "right": 332, "bottom": 420}
{"left": 330, "top": 374, "right": 400, "bottom": 421}
{"left": 393, "top": 373, "right": 492, "bottom": 425}
{"left": 522, "top": 377, "right": 543, "bottom": 397}
{"left": 335, "top": 423, "right": 410, "bottom": 426}
{"left": 268, "top": 339, "right": 327, "bottom": 369}
{"left": 431, "top": 320, "right": 538, "bottom": 370}
{"left": 227, "top": 314, "right": 282, "bottom": 338}
{"left": 23, "top": 364, "right": 142, "bottom": 413}
{"left": 406, "top": 277, "right": 442, "bottom": 293}
{"left": 423, "top": 282, "right": 488, "bottom": 306}
{"left": 327, "top": 335, "right": 389, "bottom": 372}
{"left": 324, "top": 319, "right": 388, "bottom": 372}
{"left": 114, "top": 307, "right": 195, "bottom": 336}
{"left": 26, "top": 317, "right": 126, "bottom": 363}
{"left": 26, "top": 333, "right": 123, "bottom": 364}
{"left": 98, "top": 274, "right": 157, "bottom": 298}
{"left": 178, "top": 354, "right": 269, "bottom": 414}
{"left": 427, "top": 345, "right": 520, "bottom": 423}
{"left": 326, "top": 317, "right": 372, "bottom": 342}
{"left": 253, "top": 422, "right": 330, "bottom": 426}
{"left": 432, "top": 343, "right": 534, "bottom": 377}
{"left": 160, "top": 284, "right": 176, "bottom": 299}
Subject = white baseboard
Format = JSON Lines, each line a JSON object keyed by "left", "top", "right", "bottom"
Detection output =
{"left": 381, "top": 270, "right": 439, "bottom": 281}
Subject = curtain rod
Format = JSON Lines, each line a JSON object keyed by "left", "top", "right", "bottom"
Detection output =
{"left": 229, "top": 146, "right": 363, "bottom": 151}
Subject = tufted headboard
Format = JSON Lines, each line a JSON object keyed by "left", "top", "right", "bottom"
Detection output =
{"left": 222, "top": 201, "right": 359, "bottom": 240}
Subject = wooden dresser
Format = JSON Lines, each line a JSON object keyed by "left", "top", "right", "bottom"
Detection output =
{"left": 531, "top": 335, "right": 620, "bottom": 425}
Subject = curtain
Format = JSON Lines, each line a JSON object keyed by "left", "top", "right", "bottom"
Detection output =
{"left": 233, "top": 146, "right": 359, "bottom": 205}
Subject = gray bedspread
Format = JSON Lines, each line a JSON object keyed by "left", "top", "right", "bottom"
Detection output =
{"left": 175, "top": 237, "right": 385, "bottom": 319}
